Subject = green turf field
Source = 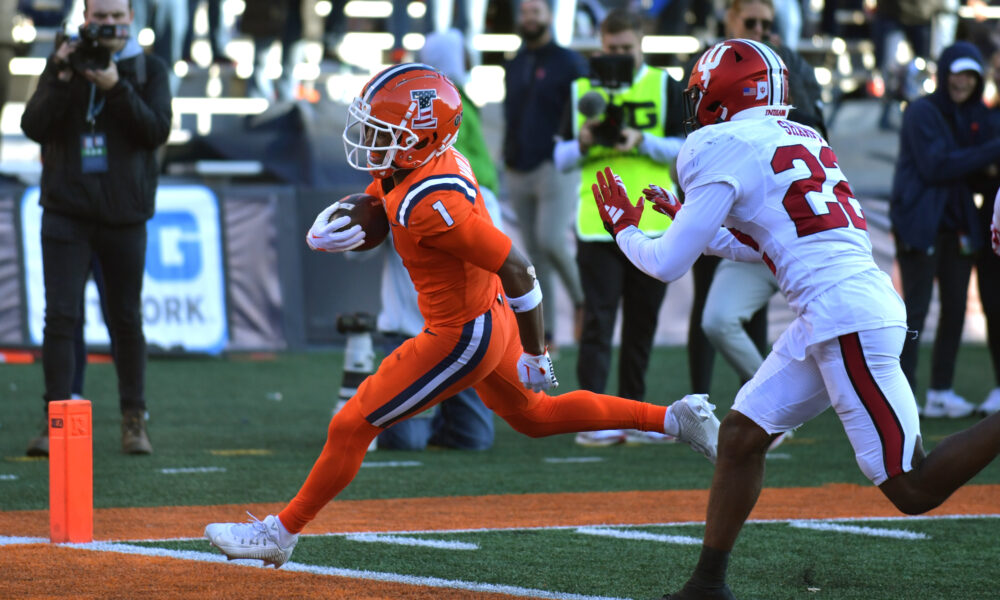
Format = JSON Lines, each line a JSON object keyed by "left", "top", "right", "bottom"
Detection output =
{"left": 1, "top": 345, "right": 998, "bottom": 599}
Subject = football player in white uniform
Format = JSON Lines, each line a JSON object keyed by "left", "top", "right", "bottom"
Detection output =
{"left": 593, "top": 38, "right": 1000, "bottom": 600}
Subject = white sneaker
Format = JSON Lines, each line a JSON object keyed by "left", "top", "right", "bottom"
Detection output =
{"left": 574, "top": 429, "right": 626, "bottom": 447}
{"left": 624, "top": 429, "right": 676, "bottom": 444}
{"left": 669, "top": 394, "right": 720, "bottom": 463}
{"left": 922, "top": 389, "right": 975, "bottom": 419}
{"left": 205, "top": 513, "right": 298, "bottom": 568}
{"left": 978, "top": 388, "right": 1000, "bottom": 416}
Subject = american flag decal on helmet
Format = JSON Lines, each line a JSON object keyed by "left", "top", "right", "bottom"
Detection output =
{"left": 410, "top": 89, "right": 439, "bottom": 129}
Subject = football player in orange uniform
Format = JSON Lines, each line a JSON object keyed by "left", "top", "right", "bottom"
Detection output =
{"left": 204, "top": 64, "right": 721, "bottom": 567}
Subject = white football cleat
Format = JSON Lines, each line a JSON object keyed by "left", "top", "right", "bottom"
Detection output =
{"left": 205, "top": 513, "right": 298, "bottom": 568}
{"left": 922, "top": 389, "right": 975, "bottom": 419}
{"left": 669, "top": 394, "right": 720, "bottom": 463}
{"left": 977, "top": 388, "right": 1000, "bottom": 417}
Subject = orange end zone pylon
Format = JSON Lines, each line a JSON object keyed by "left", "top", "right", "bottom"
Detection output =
{"left": 48, "top": 399, "right": 93, "bottom": 543}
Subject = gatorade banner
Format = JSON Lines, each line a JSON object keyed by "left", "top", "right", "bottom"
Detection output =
{"left": 20, "top": 185, "right": 229, "bottom": 354}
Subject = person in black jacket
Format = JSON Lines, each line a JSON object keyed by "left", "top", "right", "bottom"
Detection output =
{"left": 891, "top": 41, "right": 1000, "bottom": 419}
{"left": 21, "top": 0, "right": 172, "bottom": 456}
{"left": 503, "top": 0, "right": 588, "bottom": 351}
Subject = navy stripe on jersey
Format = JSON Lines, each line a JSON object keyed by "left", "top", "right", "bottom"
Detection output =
{"left": 366, "top": 311, "right": 492, "bottom": 428}
{"left": 397, "top": 174, "right": 477, "bottom": 227}
{"left": 839, "top": 332, "right": 906, "bottom": 479}
{"left": 363, "top": 63, "right": 436, "bottom": 104}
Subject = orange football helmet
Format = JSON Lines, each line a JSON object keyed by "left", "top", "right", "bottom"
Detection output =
{"left": 684, "top": 38, "right": 789, "bottom": 131}
{"left": 343, "top": 63, "right": 463, "bottom": 179}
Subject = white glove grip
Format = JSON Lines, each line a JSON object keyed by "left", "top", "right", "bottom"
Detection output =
{"left": 516, "top": 350, "right": 558, "bottom": 392}
{"left": 306, "top": 202, "right": 366, "bottom": 252}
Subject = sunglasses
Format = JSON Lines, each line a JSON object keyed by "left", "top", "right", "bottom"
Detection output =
{"left": 743, "top": 17, "right": 773, "bottom": 32}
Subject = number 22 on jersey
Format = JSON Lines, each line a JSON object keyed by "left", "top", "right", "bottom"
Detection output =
{"left": 771, "top": 143, "right": 866, "bottom": 237}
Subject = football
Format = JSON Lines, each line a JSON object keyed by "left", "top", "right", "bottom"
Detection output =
{"left": 328, "top": 193, "right": 390, "bottom": 251}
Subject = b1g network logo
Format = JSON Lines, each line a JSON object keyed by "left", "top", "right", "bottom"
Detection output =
{"left": 20, "top": 185, "right": 229, "bottom": 354}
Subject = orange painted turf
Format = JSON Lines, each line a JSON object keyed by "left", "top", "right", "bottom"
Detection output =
{"left": 1, "top": 484, "right": 998, "bottom": 599}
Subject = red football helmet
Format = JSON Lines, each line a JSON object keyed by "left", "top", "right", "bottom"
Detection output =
{"left": 343, "top": 63, "right": 463, "bottom": 179}
{"left": 684, "top": 38, "right": 789, "bottom": 130}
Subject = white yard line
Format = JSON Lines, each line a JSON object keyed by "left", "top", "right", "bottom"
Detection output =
{"left": 576, "top": 526, "right": 701, "bottom": 545}
{"left": 159, "top": 467, "right": 227, "bottom": 474}
{"left": 360, "top": 461, "right": 423, "bottom": 468}
{"left": 788, "top": 520, "right": 929, "bottom": 539}
{"left": 345, "top": 533, "right": 479, "bottom": 550}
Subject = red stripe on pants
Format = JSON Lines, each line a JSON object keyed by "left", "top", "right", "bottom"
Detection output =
{"left": 839, "top": 332, "right": 905, "bottom": 479}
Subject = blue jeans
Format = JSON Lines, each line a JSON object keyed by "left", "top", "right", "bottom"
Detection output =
{"left": 376, "top": 333, "right": 494, "bottom": 450}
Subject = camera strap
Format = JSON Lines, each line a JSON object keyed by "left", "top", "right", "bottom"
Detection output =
{"left": 82, "top": 84, "right": 108, "bottom": 174}
{"left": 85, "top": 83, "right": 106, "bottom": 130}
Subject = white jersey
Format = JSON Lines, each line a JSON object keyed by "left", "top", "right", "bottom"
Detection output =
{"left": 617, "top": 110, "right": 905, "bottom": 356}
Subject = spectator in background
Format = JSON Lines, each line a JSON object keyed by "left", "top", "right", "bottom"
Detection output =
{"left": 0, "top": 0, "right": 15, "bottom": 162}
{"left": 891, "top": 41, "right": 1000, "bottom": 418}
{"left": 20, "top": 0, "right": 172, "bottom": 456}
{"left": 554, "top": 8, "right": 685, "bottom": 446}
{"left": 241, "top": 0, "right": 301, "bottom": 102}
{"left": 871, "top": 0, "right": 936, "bottom": 130}
{"left": 182, "top": 0, "right": 233, "bottom": 66}
{"left": 503, "top": 0, "right": 587, "bottom": 353}
{"left": 772, "top": 0, "right": 802, "bottom": 48}
{"left": 321, "top": 0, "right": 348, "bottom": 63}
{"left": 132, "top": 0, "right": 188, "bottom": 94}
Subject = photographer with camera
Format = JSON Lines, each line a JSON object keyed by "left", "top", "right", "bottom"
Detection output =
{"left": 21, "top": 0, "right": 172, "bottom": 457}
{"left": 553, "top": 8, "right": 686, "bottom": 447}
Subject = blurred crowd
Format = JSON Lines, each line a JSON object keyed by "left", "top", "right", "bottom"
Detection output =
{"left": 6, "top": 1, "right": 1000, "bottom": 105}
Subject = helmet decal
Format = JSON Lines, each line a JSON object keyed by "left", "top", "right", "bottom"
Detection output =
{"left": 409, "top": 89, "right": 439, "bottom": 129}
{"left": 695, "top": 43, "right": 730, "bottom": 89}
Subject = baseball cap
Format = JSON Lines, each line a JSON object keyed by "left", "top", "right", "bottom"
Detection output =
{"left": 950, "top": 56, "right": 982, "bottom": 74}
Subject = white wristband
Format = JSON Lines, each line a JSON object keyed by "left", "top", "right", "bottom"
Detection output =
{"left": 506, "top": 280, "right": 543, "bottom": 313}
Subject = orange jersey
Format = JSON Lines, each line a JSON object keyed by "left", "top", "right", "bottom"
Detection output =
{"left": 365, "top": 147, "right": 512, "bottom": 327}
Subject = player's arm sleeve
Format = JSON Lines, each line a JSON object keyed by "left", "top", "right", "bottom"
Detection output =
{"left": 421, "top": 210, "right": 513, "bottom": 273}
{"left": 615, "top": 181, "right": 739, "bottom": 281}
{"left": 637, "top": 133, "right": 684, "bottom": 164}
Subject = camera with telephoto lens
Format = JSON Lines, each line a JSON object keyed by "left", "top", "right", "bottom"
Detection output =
{"left": 336, "top": 312, "right": 376, "bottom": 334}
{"left": 578, "top": 54, "right": 635, "bottom": 147}
{"left": 61, "top": 23, "right": 129, "bottom": 73}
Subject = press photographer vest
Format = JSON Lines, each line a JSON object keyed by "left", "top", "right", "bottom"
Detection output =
{"left": 573, "top": 65, "right": 674, "bottom": 241}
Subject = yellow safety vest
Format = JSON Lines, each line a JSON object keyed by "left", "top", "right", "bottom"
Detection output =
{"left": 574, "top": 64, "right": 675, "bottom": 241}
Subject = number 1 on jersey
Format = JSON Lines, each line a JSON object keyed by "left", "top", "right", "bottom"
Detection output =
{"left": 432, "top": 200, "right": 455, "bottom": 226}
{"left": 771, "top": 144, "right": 866, "bottom": 237}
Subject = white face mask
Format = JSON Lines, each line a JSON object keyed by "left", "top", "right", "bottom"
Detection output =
{"left": 342, "top": 97, "right": 418, "bottom": 177}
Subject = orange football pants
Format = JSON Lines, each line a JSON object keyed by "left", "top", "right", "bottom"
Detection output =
{"left": 279, "top": 297, "right": 667, "bottom": 533}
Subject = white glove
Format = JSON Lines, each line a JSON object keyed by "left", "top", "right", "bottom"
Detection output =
{"left": 306, "top": 202, "right": 365, "bottom": 252}
{"left": 517, "top": 350, "right": 559, "bottom": 392}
